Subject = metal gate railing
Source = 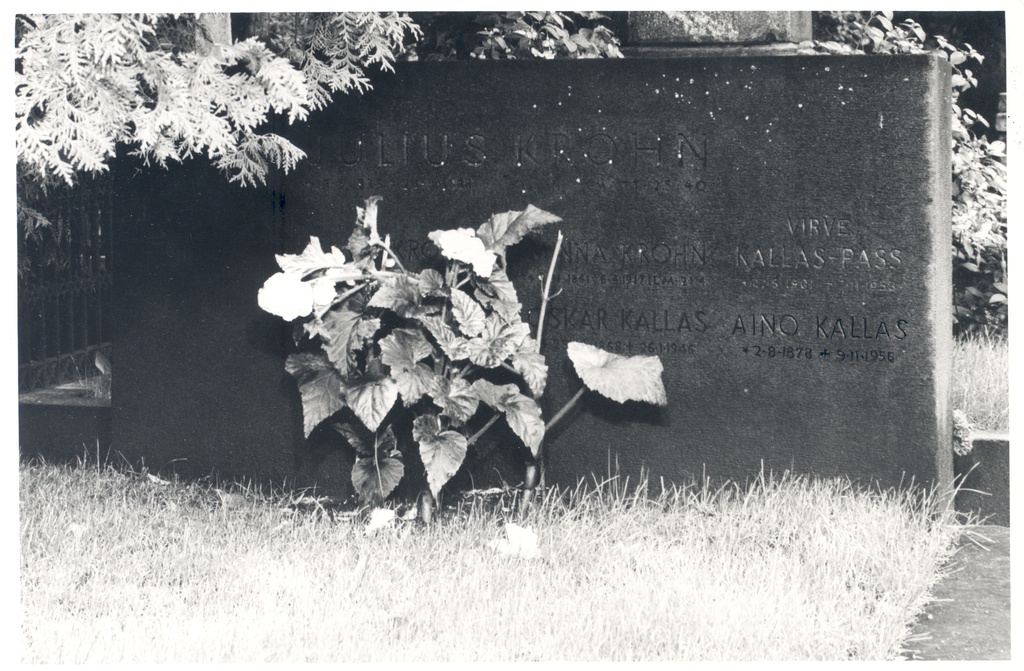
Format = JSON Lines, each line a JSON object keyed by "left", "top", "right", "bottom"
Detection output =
{"left": 18, "top": 180, "right": 113, "bottom": 395}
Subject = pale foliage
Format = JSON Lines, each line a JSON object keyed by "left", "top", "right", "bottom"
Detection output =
{"left": 15, "top": 13, "right": 419, "bottom": 187}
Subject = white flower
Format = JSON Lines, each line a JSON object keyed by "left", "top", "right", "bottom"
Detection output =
{"left": 311, "top": 277, "right": 338, "bottom": 307}
{"left": 258, "top": 272, "right": 313, "bottom": 321}
{"left": 427, "top": 228, "right": 497, "bottom": 276}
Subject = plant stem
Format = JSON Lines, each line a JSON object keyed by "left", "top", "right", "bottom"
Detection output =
{"left": 466, "top": 412, "right": 502, "bottom": 448}
{"left": 331, "top": 282, "right": 368, "bottom": 307}
{"left": 378, "top": 243, "right": 407, "bottom": 273}
{"left": 545, "top": 387, "right": 585, "bottom": 433}
{"left": 535, "top": 230, "right": 564, "bottom": 351}
{"left": 366, "top": 269, "right": 404, "bottom": 281}
{"left": 374, "top": 449, "right": 384, "bottom": 501}
{"left": 525, "top": 386, "right": 586, "bottom": 500}
{"left": 373, "top": 433, "right": 384, "bottom": 501}
{"left": 522, "top": 230, "right": 565, "bottom": 504}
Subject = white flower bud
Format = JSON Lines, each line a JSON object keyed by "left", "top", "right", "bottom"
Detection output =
{"left": 258, "top": 272, "right": 313, "bottom": 321}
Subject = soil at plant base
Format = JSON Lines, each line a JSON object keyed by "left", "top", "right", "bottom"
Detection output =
{"left": 902, "top": 525, "right": 1010, "bottom": 661}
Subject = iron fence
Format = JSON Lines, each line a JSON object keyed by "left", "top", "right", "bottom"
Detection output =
{"left": 18, "top": 180, "right": 113, "bottom": 393}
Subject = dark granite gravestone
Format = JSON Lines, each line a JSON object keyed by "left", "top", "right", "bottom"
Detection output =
{"left": 109, "top": 165, "right": 317, "bottom": 485}
{"left": 112, "top": 54, "right": 953, "bottom": 494}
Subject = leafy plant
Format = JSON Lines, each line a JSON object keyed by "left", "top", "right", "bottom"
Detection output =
{"left": 258, "top": 197, "right": 666, "bottom": 516}
{"left": 406, "top": 11, "right": 622, "bottom": 61}
{"left": 813, "top": 11, "right": 1007, "bottom": 335}
{"left": 15, "top": 13, "right": 419, "bottom": 188}
{"left": 473, "top": 11, "right": 622, "bottom": 60}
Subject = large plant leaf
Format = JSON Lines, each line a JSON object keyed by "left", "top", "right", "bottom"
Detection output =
{"left": 427, "top": 228, "right": 497, "bottom": 276}
{"left": 302, "top": 316, "right": 331, "bottom": 342}
{"left": 345, "top": 225, "right": 372, "bottom": 260}
{"left": 483, "top": 297, "right": 523, "bottom": 324}
{"left": 379, "top": 328, "right": 434, "bottom": 371}
{"left": 351, "top": 454, "right": 405, "bottom": 504}
{"left": 320, "top": 308, "right": 379, "bottom": 373}
{"left": 474, "top": 267, "right": 519, "bottom": 305}
{"left": 430, "top": 377, "right": 480, "bottom": 426}
{"left": 417, "top": 269, "right": 446, "bottom": 297}
{"left": 463, "top": 314, "right": 530, "bottom": 368}
{"left": 394, "top": 364, "right": 438, "bottom": 406}
{"left": 470, "top": 380, "right": 545, "bottom": 456}
{"left": 376, "top": 424, "right": 398, "bottom": 455}
{"left": 413, "top": 414, "right": 468, "bottom": 498}
{"left": 350, "top": 424, "right": 403, "bottom": 503}
{"left": 566, "top": 341, "right": 668, "bottom": 406}
{"left": 344, "top": 376, "right": 399, "bottom": 432}
{"left": 380, "top": 327, "right": 437, "bottom": 405}
{"left": 354, "top": 318, "right": 382, "bottom": 345}
{"left": 285, "top": 353, "right": 346, "bottom": 437}
{"left": 332, "top": 422, "right": 370, "bottom": 456}
{"left": 367, "top": 275, "right": 423, "bottom": 317}
{"left": 450, "top": 290, "right": 487, "bottom": 337}
{"left": 512, "top": 348, "right": 548, "bottom": 397}
{"left": 276, "top": 236, "right": 349, "bottom": 278}
{"left": 475, "top": 205, "right": 562, "bottom": 255}
{"left": 419, "top": 316, "right": 472, "bottom": 361}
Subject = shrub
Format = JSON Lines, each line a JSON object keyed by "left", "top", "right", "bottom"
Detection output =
{"left": 814, "top": 11, "right": 1007, "bottom": 335}
{"left": 406, "top": 11, "right": 622, "bottom": 61}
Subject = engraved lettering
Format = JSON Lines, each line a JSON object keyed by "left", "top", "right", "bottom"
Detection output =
{"left": 339, "top": 135, "right": 364, "bottom": 166}
{"left": 553, "top": 132, "right": 572, "bottom": 165}
{"left": 816, "top": 317, "right": 908, "bottom": 340}
{"left": 423, "top": 134, "right": 450, "bottom": 166}
{"left": 516, "top": 133, "right": 540, "bottom": 166}
{"left": 464, "top": 134, "right": 487, "bottom": 166}
{"left": 677, "top": 132, "right": 707, "bottom": 168}
{"left": 378, "top": 131, "right": 401, "bottom": 167}
{"left": 732, "top": 313, "right": 798, "bottom": 337}
{"left": 586, "top": 133, "right": 616, "bottom": 165}
{"left": 786, "top": 216, "right": 853, "bottom": 237}
{"left": 633, "top": 133, "right": 662, "bottom": 167}
{"left": 623, "top": 310, "right": 705, "bottom": 332}
{"left": 695, "top": 311, "right": 708, "bottom": 332}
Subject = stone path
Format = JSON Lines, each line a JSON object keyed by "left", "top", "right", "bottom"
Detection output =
{"left": 902, "top": 525, "right": 1011, "bottom": 661}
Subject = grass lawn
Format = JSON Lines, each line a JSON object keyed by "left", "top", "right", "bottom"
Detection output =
{"left": 20, "top": 459, "right": 966, "bottom": 662}
{"left": 951, "top": 331, "right": 1009, "bottom": 433}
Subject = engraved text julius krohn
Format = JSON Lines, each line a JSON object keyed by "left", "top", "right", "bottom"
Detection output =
{"left": 323, "top": 131, "right": 708, "bottom": 169}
